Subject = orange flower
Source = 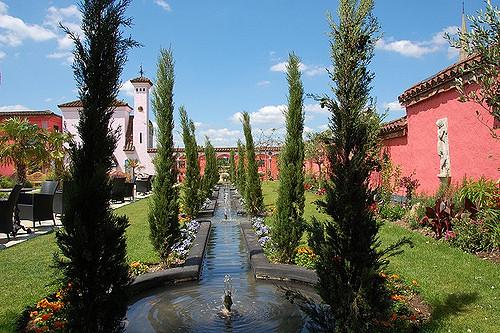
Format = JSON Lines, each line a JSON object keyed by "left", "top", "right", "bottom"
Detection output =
{"left": 390, "top": 294, "right": 405, "bottom": 301}
{"left": 30, "top": 311, "right": 39, "bottom": 318}
{"left": 40, "top": 313, "right": 52, "bottom": 321}
{"left": 380, "top": 272, "right": 387, "bottom": 278}
{"left": 389, "top": 274, "right": 399, "bottom": 280}
{"left": 412, "top": 280, "right": 418, "bottom": 286}
{"left": 35, "top": 326, "right": 49, "bottom": 333}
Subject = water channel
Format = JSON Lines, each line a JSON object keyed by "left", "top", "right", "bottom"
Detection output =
{"left": 126, "top": 186, "right": 312, "bottom": 332}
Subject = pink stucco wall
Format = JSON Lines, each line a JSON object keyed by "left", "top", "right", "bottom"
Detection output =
{"left": 400, "top": 88, "right": 499, "bottom": 195}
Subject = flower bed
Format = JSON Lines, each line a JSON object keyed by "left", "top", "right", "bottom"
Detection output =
{"left": 129, "top": 219, "right": 201, "bottom": 276}
{"left": 17, "top": 286, "right": 70, "bottom": 333}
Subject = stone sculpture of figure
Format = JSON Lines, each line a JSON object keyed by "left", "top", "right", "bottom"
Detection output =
{"left": 436, "top": 118, "right": 450, "bottom": 177}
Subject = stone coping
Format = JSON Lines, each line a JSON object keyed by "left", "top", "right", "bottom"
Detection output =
{"left": 129, "top": 220, "right": 211, "bottom": 295}
{"left": 197, "top": 199, "right": 217, "bottom": 217}
{"left": 240, "top": 220, "right": 318, "bottom": 286}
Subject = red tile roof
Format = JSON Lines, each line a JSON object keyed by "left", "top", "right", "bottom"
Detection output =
{"left": 380, "top": 116, "right": 407, "bottom": 139}
{"left": 0, "top": 110, "right": 61, "bottom": 118}
{"left": 399, "top": 54, "right": 478, "bottom": 107}
{"left": 147, "top": 146, "right": 282, "bottom": 154}
{"left": 130, "top": 76, "right": 153, "bottom": 86}
{"left": 124, "top": 115, "right": 135, "bottom": 151}
{"left": 58, "top": 99, "right": 131, "bottom": 108}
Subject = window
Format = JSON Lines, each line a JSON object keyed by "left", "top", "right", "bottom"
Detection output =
{"left": 41, "top": 120, "right": 48, "bottom": 129}
{"left": 139, "top": 132, "right": 142, "bottom": 144}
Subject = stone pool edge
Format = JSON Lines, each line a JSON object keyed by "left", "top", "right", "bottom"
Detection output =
{"left": 129, "top": 220, "right": 211, "bottom": 295}
{"left": 240, "top": 220, "right": 318, "bottom": 286}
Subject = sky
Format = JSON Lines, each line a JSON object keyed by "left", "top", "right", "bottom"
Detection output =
{"left": 0, "top": 0, "right": 496, "bottom": 147}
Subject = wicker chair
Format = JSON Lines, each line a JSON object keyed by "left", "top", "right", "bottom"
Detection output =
{"left": 111, "top": 177, "right": 126, "bottom": 203}
{"left": 0, "top": 184, "right": 23, "bottom": 240}
{"left": 17, "top": 181, "right": 58, "bottom": 230}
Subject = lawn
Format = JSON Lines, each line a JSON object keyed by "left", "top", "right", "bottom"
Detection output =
{"left": 0, "top": 198, "right": 155, "bottom": 333}
{"left": 262, "top": 180, "right": 500, "bottom": 333}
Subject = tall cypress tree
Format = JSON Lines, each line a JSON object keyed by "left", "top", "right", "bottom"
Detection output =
{"left": 242, "top": 112, "right": 263, "bottom": 215}
{"left": 229, "top": 149, "right": 236, "bottom": 183}
{"left": 202, "top": 136, "right": 218, "bottom": 196}
{"left": 236, "top": 140, "right": 246, "bottom": 194}
{"left": 308, "top": 1, "right": 410, "bottom": 331}
{"left": 180, "top": 106, "right": 201, "bottom": 218}
{"left": 272, "top": 53, "right": 305, "bottom": 263}
{"left": 55, "top": 0, "right": 138, "bottom": 331}
{"left": 148, "top": 48, "right": 180, "bottom": 263}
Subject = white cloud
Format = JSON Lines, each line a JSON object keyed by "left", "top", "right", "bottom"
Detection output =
{"left": 0, "top": 104, "right": 29, "bottom": 111}
{"left": 44, "top": 98, "right": 53, "bottom": 103}
{"left": 154, "top": 0, "right": 172, "bottom": 12}
{"left": 0, "top": 1, "right": 7, "bottom": 15}
{"left": 199, "top": 128, "right": 241, "bottom": 146}
{"left": 232, "top": 105, "right": 286, "bottom": 126}
{"left": 194, "top": 121, "right": 203, "bottom": 128}
{"left": 304, "top": 103, "right": 328, "bottom": 115}
{"left": 119, "top": 80, "right": 135, "bottom": 97}
{"left": 383, "top": 101, "right": 405, "bottom": 112}
{"left": 0, "top": 50, "right": 5, "bottom": 60}
{"left": 270, "top": 61, "right": 327, "bottom": 77}
{"left": 376, "top": 26, "right": 459, "bottom": 58}
{"left": 0, "top": 13, "right": 56, "bottom": 46}
{"left": 44, "top": 5, "right": 82, "bottom": 52}
{"left": 47, "top": 51, "right": 73, "bottom": 64}
{"left": 257, "top": 80, "right": 271, "bottom": 87}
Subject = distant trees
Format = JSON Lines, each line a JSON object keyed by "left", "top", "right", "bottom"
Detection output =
{"left": 202, "top": 136, "right": 218, "bottom": 196}
{"left": 241, "top": 112, "right": 263, "bottom": 215}
{"left": 272, "top": 53, "right": 306, "bottom": 263}
{"left": 148, "top": 47, "right": 180, "bottom": 263}
{"left": 304, "top": 130, "right": 330, "bottom": 183}
{"left": 180, "top": 106, "right": 201, "bottom": 218}
{"left": 229, "top": 149, "right": 236, "bottom": 183}
{"left": 236, "top": 140, "right": 246, "bottom": 193}
{"left": 54, "top": 0, "right": 138, "bottom": 331}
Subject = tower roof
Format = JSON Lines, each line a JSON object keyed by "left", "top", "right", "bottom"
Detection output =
{"left": 130, "top": 76, "right": 153, "bottom": 86}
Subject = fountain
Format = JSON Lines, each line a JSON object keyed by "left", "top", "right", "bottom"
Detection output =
{"left": 223, "top": 274, "right": 233, "bottom": 313}
{"left": 126, "top": 185, "right": 316, "bottom": 332}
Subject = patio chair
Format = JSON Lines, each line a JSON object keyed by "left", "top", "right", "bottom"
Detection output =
{"left": 0, "top": 184, "right": 23, "bottom": 240}
{"left": 124, "top": 181, "right": 134, "bottom": 201}
{"left": 17, "top": 180, "right": 59, "bottom": 230}
{"left": 111, "top": 177, "right": 126, "bottom": 203}
{"left": 136, "top": 178, "right": 150, "bottom": 195}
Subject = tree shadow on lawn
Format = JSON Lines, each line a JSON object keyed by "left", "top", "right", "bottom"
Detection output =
{"left": 422, "top": 292, "right": 479, "bottom": 330}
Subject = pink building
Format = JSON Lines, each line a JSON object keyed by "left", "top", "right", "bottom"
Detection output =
{"left": 380, "top": 56, "right": 499, "bottom": 195}
{"left": 59, "top": 75, "right": 156, "bottom": 176}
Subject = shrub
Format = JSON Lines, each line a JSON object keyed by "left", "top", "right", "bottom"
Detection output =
{"left": 379, "top": 203, "right": 406, "bottom": 221}
{"left": 0, "top": 175, "right": 15, "bottom": 188}
{"left": 399, "top": 172, "right": 420, "bottom": 203}
{"left": 449, "top": 213, "right": 496, "bottom": 253}
{"left": 294, "top": 246, "right": 317, "bottom": 270}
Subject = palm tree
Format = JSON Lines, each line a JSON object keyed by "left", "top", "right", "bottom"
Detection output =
{"left": 0, "top": 117, "right": 48, "bottom": 183}
{"left": 126, "top": 158, "right": 142, "bottom": 182}
{"left": 46, "top": 130, "right": 73, "bottom": 180}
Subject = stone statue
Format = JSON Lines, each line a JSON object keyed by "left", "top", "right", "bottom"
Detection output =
{"left": 436, "top": 118, "right": 450, "bottom": 177}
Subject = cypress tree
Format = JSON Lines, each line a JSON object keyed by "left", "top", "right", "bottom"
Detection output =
{"left": 180, "top": 106, "right": 201, "bottom": 218}
{"left": 272, "top": 53, "right": 305, "bottom": 263}
{"left": 236, "top": 140, "right": 246, "bottom": 194}
{"left": 55, "top": 0, "right": 138, "bottom": 331}
{"left": 202, "top": 136, "right": 218, "bottom": 196}
{"left": 242, "top": 112, "right": 263, "bottom": 215}
{"left": 148, "top": 47, "right": 180, "bottom": 263}
{"left": 307, "top": 1, "right": 410, "bottom": 331}
{"left": 229, "top": 149, "right": 236, "bottom": 183}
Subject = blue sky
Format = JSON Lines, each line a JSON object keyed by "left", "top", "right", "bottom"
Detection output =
{"left": 0, "top": 0, "right": 495, "bottom": 146}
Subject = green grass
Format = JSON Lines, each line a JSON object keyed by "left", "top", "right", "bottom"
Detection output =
{"left": 0, "top": 198, "right": 156, "bottom": 333}
{"left": 262, "top": 180, "right": 500, "bottom": 333}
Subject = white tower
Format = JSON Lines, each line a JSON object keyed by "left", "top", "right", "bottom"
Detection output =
{"left": 130, "top": 67, "right": 153, "bottom": 150}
